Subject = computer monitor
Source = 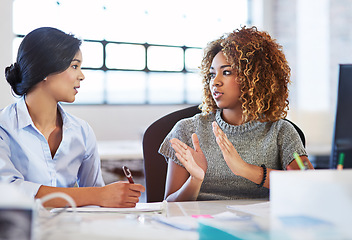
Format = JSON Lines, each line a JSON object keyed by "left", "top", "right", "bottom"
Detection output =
{"left": 330, "top": 64, "right": 352, "bottom": 169}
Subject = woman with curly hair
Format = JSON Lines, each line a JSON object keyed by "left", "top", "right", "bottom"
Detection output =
{"left": 159, "top": 26, "right": 313, "bottom": 201}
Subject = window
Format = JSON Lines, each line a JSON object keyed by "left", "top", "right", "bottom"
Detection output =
{"left": 13, "top": 0, "right": 248, "bottom": 104}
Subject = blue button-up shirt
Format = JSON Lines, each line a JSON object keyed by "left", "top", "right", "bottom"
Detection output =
{"left": 0, "top": 97, "right": 105, "bottom": 198}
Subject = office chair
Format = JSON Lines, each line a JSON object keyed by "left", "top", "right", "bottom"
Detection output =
{"left": 142, "top": 106, "right": 306, "bottom": 203}
{"left": 142, "top": 105, "right": 202, "bottom": 202}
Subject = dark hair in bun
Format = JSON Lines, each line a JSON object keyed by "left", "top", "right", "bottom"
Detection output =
{"left": 4, "top": 27, "right": 82, "bottom": 96}
{"left": 5, "top": 63, "right": 22, "bottom": 94}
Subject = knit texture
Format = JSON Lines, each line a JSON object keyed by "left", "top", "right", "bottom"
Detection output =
{"left": 159, "top": 109, "right": 307, "bottom": 200}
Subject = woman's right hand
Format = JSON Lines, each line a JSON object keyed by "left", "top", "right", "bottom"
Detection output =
{"left": 212, "top": 121, "right": 248, "bottom": 175}
{"left": 99, "top": 181, "right": 145, "bottom": 208}
{"left": 170, "top": 133, "right": 207, "bottom": 181}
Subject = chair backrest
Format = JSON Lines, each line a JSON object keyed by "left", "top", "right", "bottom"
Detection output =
{"left": 142, "top": 105, "right": 202, "bottom": 202}
{"left": 142, "top": 106, "right": 305, "bottom": 203}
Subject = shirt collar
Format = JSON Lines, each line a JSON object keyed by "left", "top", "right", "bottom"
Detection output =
{"left": 16, "top": 96, "right": 71, "bottom": 130}
{"left": 17, "top": 96, "right": 33, "bottom": 130}
{"left": 57, "top": 102, "right": 71, "bottom": 129}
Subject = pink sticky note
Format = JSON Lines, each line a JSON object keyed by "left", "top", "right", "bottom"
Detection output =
{"left": 191, "top": 214, "right": 213, "bottom": 219}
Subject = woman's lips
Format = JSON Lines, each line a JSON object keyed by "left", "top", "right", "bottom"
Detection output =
{"left": 213, "top": 90, "right": 223, "bottom": 100}
{"left": 74, "top": 86, "right": 79, "bottom": 94}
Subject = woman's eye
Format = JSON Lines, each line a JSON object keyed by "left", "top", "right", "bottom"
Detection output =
{"left": 72, "top": 65, "right": 78, "bottom": 69}
{"left": 209, "top": 73, "right": 216, "bottom": 79}
{"left": 223, "top": 70, "right": 232, "bottom": 76}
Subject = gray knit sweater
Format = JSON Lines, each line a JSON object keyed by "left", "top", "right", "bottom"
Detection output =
{"left": 159, "top": 109, "right": 307, "bottom": 200}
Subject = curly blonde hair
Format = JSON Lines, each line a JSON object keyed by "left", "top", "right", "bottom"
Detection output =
{"left": 199, "top": 26, "right": 291, "bottom": 123}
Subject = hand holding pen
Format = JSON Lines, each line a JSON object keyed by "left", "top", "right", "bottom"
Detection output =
{"left": 91, "top": 166, "right": 145, "bottom": 208}
{"left": 122, "top": 166, "right": 134, "bottom": 184}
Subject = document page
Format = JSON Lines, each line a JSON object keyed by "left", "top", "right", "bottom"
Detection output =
{"left": 51, "top": 201, "right": 167, "bottom": 214}
{"left": 227, "top": 201, "right": 270, "bottom": 218}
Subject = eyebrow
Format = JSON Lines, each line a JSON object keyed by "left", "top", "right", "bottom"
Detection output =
{"left": 210, "top": 65, "right": 231, "bottom": 69}
{"left": 72, "top": 59, "right": 81, "bottom": 63}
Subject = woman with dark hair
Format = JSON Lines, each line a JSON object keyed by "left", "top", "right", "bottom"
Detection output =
{"left": 0, "top": 27, "right": 145, "bottom": 207}
{"left": 159, "top": 26, "right": 314, "bottom": 202}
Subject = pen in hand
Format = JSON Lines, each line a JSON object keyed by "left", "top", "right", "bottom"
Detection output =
{"left": 122, "top": 166, "right": 134, "bottom": 184}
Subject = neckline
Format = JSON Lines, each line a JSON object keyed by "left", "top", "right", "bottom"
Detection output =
{"left": 215, "top": 109, "right": 261, "bottom": 134}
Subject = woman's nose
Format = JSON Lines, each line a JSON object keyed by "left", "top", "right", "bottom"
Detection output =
{"left": 79, "top": 70, "right": 85, "bottom": 81}
{"left": 211, "top": 74, "right": 222, "bottom": 86}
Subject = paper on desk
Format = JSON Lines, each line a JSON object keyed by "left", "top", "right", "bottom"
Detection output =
{"left": 50, "top": 201, "right": 167, "bottom": 214}
{"left": 152, "top": 211, "right": 250, "bottom": 231}
{"left": 227, "top": 201, "right": 270, "bottom": 218}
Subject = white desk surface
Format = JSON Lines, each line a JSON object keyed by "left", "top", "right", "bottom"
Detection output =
{"left": 36, "top": 199, "right": 346, "bottom": 240}
{"left": 36, "top": 199, "right": 266, "bottom": 240}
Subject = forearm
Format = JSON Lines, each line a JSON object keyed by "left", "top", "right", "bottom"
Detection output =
{"left": 236, "top": 163, "right": 274, "bottom": 189}
{"left": 35, "top": 185, "right": 102, "bottom": 207}
{"left": 237, "top": 156, "right": 314, "bottom": 189}
{"left": 166, "top": 176, "right": 203, "bottom": 202}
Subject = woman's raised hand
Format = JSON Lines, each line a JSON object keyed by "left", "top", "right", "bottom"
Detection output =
{"left": 212, "top": 121, "right": 248, "bottom": 175}
{"left": 170, "top": 133, "right": 207, "bottom": 181}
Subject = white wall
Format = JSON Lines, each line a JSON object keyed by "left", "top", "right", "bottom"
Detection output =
{"left": 63, "top": 104, "right": 191, "bottom": 141}
{"left": 0, "top": 1, "right": 15, "bottom": 107}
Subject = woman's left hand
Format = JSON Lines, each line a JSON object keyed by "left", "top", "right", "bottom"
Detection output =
{"left": 212, "top": 121, "right": 248, "bottom": 175}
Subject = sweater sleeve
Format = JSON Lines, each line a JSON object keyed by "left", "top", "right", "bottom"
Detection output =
{"left": 277, "top": 120, "right": 308, "bottom": 169}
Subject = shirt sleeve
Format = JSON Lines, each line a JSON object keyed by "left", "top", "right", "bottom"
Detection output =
{"left": 158, "top": 117, "right": 195, "bottom": 166}
{"left": 76, "top": 123, "right": 105, "bottom": 187}
{"left": 277, "top": 120, "right": 308, "bottom": 169}
{"left": 0, "top": 128, "right": 41, "bottom": 198}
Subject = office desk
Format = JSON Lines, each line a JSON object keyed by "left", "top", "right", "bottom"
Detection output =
{"left": 35, "top": 199, "right": 266, "bottom": 240}
{"left": 35, "top": 198, "right": 345, "bottom": 240}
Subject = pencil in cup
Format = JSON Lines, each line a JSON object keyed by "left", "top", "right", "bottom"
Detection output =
{"left": 337, "top": 152, "right": 344, "bottom": 170}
